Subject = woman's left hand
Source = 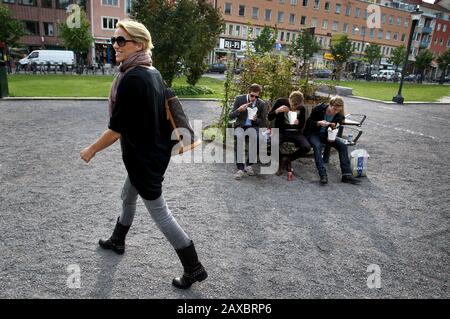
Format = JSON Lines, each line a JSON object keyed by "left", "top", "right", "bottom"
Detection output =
{"left": 294, "top": 119, "right": 299, "bottom": 125}
{"left": 80, "top": 146, "right": 96, "bottom": 163}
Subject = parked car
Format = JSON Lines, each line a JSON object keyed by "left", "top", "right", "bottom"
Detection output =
{"left": 313, "top": 69, "right": 332, "bottom": 78}
{"left": 207, "top": 63, "right": 227, "bottom": 73}
{"left": 373, "top": 70, "right": 398, "bottom": 81}
{"left": 233, "top": 66, "right": 243, "bottom": 74}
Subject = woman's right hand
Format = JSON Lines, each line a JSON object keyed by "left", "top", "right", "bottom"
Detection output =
{"left": 80, "top": 146, "right": 96, "bottom": 163}
{"left": 275, "top": 105, "right": 290, "bottom": 114}
{"left": 318, "top": 120, "right": 330, "bottom": 127}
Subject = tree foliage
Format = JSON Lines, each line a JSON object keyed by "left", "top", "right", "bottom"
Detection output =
{"left": 132, "top": 0, "right": 223, "bottom": 86}
{"left": 436, "top": 48, "right": 450, "bottom": 84}
{"left": 330, "top": 35, "right": 353, "bottom": 81}
{"left": 59, "top": 9, "right": 94, "bottom": 58}
{"left": 388, "top": 45, "right": 407, "bottom": 71}
{"left": 0, "top": 5, "right": 27, "bottom": 56}
{"left": 252, "top": 26, "right": 277, "bottom": 54}
{"left": 290, "top": 29, "right": 320, "bottom": 79}
{"left": 364, "top": 43, "right": 382, "bottom": 66}
{"left": 414, "top": 49, "right": 433, "bottom": 83}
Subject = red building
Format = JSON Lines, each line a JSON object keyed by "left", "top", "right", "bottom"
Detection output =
{"left": 429, "top": 18, "right": 450, "bottom": 54}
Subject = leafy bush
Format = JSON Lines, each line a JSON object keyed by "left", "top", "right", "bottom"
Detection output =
{"left": 171, "top": 85, "right": 214, "bottom": 96}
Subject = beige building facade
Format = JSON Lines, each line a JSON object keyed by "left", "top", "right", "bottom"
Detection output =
{"left": 210, "top": 0, "right": 413, "bottom": 69}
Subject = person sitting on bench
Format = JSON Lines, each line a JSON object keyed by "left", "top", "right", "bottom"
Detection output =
{"left": 304, "top": 96, "right": 360, "bottom": 185}
{"left": 268, "top": 91, "right": 311, "bottom": 176}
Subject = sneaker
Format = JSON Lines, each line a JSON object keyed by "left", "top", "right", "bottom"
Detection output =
{"left": 234, "top": 170, "right": 245, "bottom": 180}
{"left": 320, "top": 175, "right": 328, "bottom": 185}
{"left": 341, "top": 175, "right": 361, "bottom": 184}
{"left": 245, "top": 166, "right": 255, "bottom": 176}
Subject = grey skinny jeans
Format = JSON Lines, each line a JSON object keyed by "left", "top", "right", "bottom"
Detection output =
{"left": 119, "top": 176, "right": 191, "bottom": 250}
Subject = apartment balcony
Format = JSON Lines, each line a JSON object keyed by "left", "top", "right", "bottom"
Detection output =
{"left": 422, "top": 26, "right": 432, "bottom": 34}
{"left": 419, "top": 41, "right": 430, "bottom": 49}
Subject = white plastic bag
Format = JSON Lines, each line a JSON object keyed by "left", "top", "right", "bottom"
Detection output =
{"left": 351, "top": 149, "right": 370, "bottom": 177}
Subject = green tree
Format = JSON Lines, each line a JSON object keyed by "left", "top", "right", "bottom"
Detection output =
{"left": 330, "top": 34, "right": 353, "bottom": 81}
{"left": 59, "top": 9, "right": 94, "bottom": 69}
{"left": 364, "top": 43, "right": 382, "bottom": 81}
{"left": 0, "top": 5, "right": 27, "bottom": 61}
{"left": 436, "top": 48, "right": 450, "bottom": 85}
{"left": 290, "top": 29, "right": 321, "bottom": 80}
{"left": 252, "top": 26, "right": 277, "bottom": 54}
{"left": 132, "top": 0, "right": 223, "bottom": 87}
{"left": 414, "top": 49, "right": 433, "bottom": 83}
{"left": 388, "top": 45, "right": 407, "bottom": 72}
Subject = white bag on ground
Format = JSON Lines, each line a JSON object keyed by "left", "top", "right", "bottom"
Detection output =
{"left": 351, "top": 149, "right": 370, "bottom": 177}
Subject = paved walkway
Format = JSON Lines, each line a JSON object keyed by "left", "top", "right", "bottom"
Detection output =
{"left": 0, "top": 98, "right": 449, "bottom": 298}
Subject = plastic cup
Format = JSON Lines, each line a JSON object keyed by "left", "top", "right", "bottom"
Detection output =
{"left": 288, "top": 111, "right": 297, "bottom": 125}
{"left": 327, "top": 127, "right": 338, "bottom": 142}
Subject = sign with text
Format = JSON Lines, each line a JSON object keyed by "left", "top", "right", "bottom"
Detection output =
{"left": 220, "top": 38, "right": 242, "bottom": 50}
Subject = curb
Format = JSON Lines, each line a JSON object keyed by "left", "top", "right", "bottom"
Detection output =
{"left": 345, "top": 95, "right": 450, "bottom": 105}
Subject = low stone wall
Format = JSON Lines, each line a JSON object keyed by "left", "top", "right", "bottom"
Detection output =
{"left": 317, "top": 85, "right": 353, "bottom": 96}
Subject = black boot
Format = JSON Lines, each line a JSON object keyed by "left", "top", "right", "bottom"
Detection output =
{"left": 98, "top": 217, "right": 130, "bottom": 255}
{"left": 172, "top": 241, "right": 208, "bottom": 289}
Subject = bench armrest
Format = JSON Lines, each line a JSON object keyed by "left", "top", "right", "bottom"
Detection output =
{"left": 344, "top": 113, "right": 366, "bottom": 126}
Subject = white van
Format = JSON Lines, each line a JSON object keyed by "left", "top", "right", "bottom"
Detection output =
{"left": 374, "top": 69, "right": 398, "bottom": 81}
{"left": 19, "top": 50, "right": 75, "bottom": 66}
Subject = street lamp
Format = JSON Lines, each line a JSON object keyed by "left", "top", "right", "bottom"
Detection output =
{"left": 393, "top": 5, "right": 423, "bottom": 104}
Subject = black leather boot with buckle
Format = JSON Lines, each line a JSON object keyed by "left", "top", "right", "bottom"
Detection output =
{"left": 172, "top": 241, "right": 208, "bottom": 289}
{"left": 98, "top": 217, "right": 131, "bottom": 255}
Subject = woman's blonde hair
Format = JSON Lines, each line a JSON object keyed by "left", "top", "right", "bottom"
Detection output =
{"left": 329, "top": 96, "right": 344, "bottom": 108}
{"left": 116, "top": 20, "right": 154, "bottom": 54}
{"left": 289, "top": 91, "right": 304, "bottom": 110}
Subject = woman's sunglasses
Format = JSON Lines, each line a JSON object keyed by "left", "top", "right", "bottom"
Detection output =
{"left": 111, "top": 36, "right": 135, "bottom": 47}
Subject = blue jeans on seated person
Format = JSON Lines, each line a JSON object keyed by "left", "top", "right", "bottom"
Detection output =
{"left": 306, "top": 133, "right": 352, "bottom": 178}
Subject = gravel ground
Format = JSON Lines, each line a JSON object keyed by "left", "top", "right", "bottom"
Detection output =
{"left": 0, "top": 97, "right": 449, "bottom": 299}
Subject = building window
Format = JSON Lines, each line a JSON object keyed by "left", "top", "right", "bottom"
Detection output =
{"left": 280, "top": 31, "right": 284, "bottom": 42}
{"left": 24, "top": 21, "right": 39, "bottom": 35}
{"left": 314, "top": 0, "right": 320, "bottom": 9}
{"left": 389, "top": 15, "right": 394, "bottom": 25}
{"left": 397, "top": 17, "right": 401, "bottom": 26}
{"left": 322, "top": 19, "right": 328, "bottom": 29}
{"left": 56, "top": 0, "right": 69, "bottom": 9}
{"left": 324, "top": 2, "right": 330, "bottom": 11}
{"left": 239, "top": 5, "right": 245, "bottom": 16}
{"left": 401, "top": 33, "right": 405, "bottom": 41}
{"left": 437, "top": 23, "right": 441, "bottom": 31}
{"left": 447, "top": 39, "right": 450, "bottom": 47}
{"left": 255, "top": 27, "right": 261, "bottom": 36}
{"left": 343, "top": 23, "right": 348, "bottom": 33}
{"left": 224, "top": 3, "right": 231, "bottom": 15}
{"left": 378, "top": 29, "right": 383, "bottom": 40}
{"left": 335, "top": 4, "right": 341, "bottom": 14}
{"left": 265, "top": 9, "right": 272, "bottom": 21}
{"left": 370, "top": 28, "right": 375, "bottom": 39}
{"left": 242, "top": 26, "right": 247, "bottom": 38}
{"left": 287, "top": 32, "right": 291, "bottom": 42}
{"left": 102, "top": 17, "right": 119, "bottom": 30}
{"left": 386, "top": 31, "right": 391, "bottom": 40}
{"left": 393, "top": 32, "right": 398, "bottom": 41}
{"left": 355, "top": 8, "right": 360, "bottom": 18}
{"left": 381, "top": 14, "right": 386, "bottom": 23}
{"left": 279, "top": 0, "right": 285, "bottom": 3}
{"left": 332, "top": 21, "right": 338, "bottom": 31}
{"left": 311, "top": 17, "right": 317, "bottom": 27}
{"left": 125, "top": 0, "right": 132, "bottom": 15}
{"left": 404, "top": 19, "right": 409, "bottom": 27}
{"left": 235, "top": 25, "right": 240, "bottom": 36}
{"left": 277, "top": 11, "right": 284, "bottom": 23}
{"left": 41, "top": 0, "right": 52, "bottom": 8}
{"left": 252, "top": 7, "right": 259, "bottom": 19}
{"left": 228, "top": 24, "right": 233, "bottom": 35}
{"left": 302, "top": 0, "right": 308, "bottom": 6}
{"left": 19, "top": 0, "right": 36, "bottom": 5}
{"left": 300, "top": 16, "right": 306, "bottom": 25}
{"left": 43, "top": 22, "right": 54, "bottom": 36}
{"left": 443, "top": 25, "right": 447, "bottom": 32}
{"left": 440, "top": 38, "right": 444, "bottom": 45}
{"left": 345, "top": 6, "right": 351, "bottom": 16}
{"left": 291, "top": 0, "right": 297, "bottom": 5}
{"left": 352, "top": 25, "right": 357, "bottom": 35}
{"left": 364, "top": 9, "right": 368, "bottom": 20}
{"left": 289, "top": 13, "right": 295, "bottom": 24}
{"left": 102, "top": 0, "right": 118, "bottom": 6}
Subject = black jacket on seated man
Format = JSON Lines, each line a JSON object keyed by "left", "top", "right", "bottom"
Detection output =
{"left": 229, "top": 94, "right": 267, "bottom": 128}
{"left": 304, "top": 103, "right": 344, "bottom": 135}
